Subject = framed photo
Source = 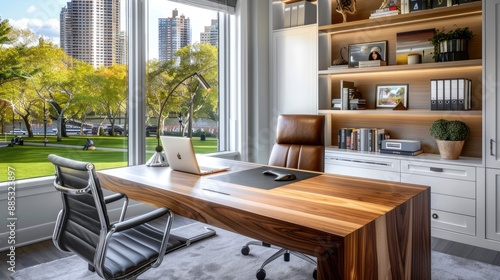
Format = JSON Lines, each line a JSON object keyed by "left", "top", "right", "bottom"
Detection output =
{"left": 348, "top": 41, "right": 388, "bottom": 68}
{"left": 376, "top": 84, "right": 408, "bottom": 108}
{"left": 396, "top": 29, "right": 435, "bottom": 65}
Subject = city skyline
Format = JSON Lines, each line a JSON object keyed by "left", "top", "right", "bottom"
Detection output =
{"left": 1, "top": 0, "right": 216, "bottom": 60}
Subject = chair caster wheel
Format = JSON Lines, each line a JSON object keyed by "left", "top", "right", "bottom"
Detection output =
{"left": 241, "top": 245, "right": 250, "bottom": 255}
{"left": 256, "top": 268, "right": 266, "bottom": 280}
{"left": 313, "top": 268, "right": 317, "bottom": 279}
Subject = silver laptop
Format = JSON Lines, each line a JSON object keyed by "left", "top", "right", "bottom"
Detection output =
{"left": 160, "top": 136, "right": 229, "bottom": 175}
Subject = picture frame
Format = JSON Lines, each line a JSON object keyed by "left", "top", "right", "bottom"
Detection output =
{"left": 348, "top": 41, "right": 388, "bottom": 68}
{"left": 376, "top": 84, "right": 408, "bottom": 108}
{"left": 396, "top": 29, "right": 435, "bottom": 65}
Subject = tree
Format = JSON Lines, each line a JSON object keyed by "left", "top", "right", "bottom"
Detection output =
{"left": 172, "top": 43, "right": 218, "bottom": 138}
{"left": 91, "top": 64, "right": 127, "bottom": 136}
{"left": 26, "top": 39, "right": 79, "bottom": 141}
{"left": 0, "top": 18, "right": 26, "bottom": 86}
{"left": 146, "top": 59, "right": 184, "bottom": 136}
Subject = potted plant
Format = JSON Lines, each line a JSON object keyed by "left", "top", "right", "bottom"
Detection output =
{"left": 429, "top": 119, "right": 470, "bottom": 159}
{"left": 429, "top": 26, "right": 474, "bottom": 62}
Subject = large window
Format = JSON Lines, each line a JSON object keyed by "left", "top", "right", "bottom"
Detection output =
{"left": 0, "top": 0, "right": 234, "bottom": 182}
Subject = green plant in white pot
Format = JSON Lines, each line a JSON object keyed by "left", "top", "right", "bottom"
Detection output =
{"left": 429, "top": 119, "right": 470, "bottom": 160}
{"left": 429, "top": 26, "right": 474, "bottom": 62}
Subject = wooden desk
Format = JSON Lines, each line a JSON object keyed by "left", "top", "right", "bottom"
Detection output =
{"left": 98, "top": 157, "right": 430, "bottom": 280}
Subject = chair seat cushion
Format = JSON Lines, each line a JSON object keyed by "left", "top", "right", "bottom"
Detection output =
{"left": 103, "top": 223, "right": 186, "bottom": 279}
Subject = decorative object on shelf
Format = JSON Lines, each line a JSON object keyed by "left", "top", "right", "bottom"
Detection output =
{"left": 336, "top": 0, "right": 357, "bottom": 23}
{"left": 332, "top": 46, "right": 348, "bottom": 65}
{"left": 146, "top": 72, "right": 211, "bottom": 167}
{"left": 348, "top": 41, "right": 387, "bottom": 68}
{"left": 376, "top": 84, "right": 408, "bottom": 108}
{"left": 429, "top": 26, "right": 474, "bottom": 62}
{"left": 407, "top": 53, "right": 422, "bottom": 64}
{"left": 379, "top": 0, "right": 396, "bottom": 9}
{"left": 393, "top": 102, "right": 407, "bottom": 110}
{"left": 396, "top": 29, "right": 435, "bottom": 65}
{"left": 429, "top": 119, "right": 470, "bottom": 160}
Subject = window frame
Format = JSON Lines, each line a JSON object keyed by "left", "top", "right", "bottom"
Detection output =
{"left": 127, "top": 0, "right": 236, "bottom": 165}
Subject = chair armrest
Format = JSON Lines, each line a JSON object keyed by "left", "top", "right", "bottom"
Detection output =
{"left": 104, "top": 193, "right": 128, "bottom": 222}
{"left": 104, "top": 193, "right": 126, "bottom": 204}
{"left": 111, "top": 208, "right": 169, "bottom": 232}
{"left": 102, "top": 208, "right": 174, "bottom": 273}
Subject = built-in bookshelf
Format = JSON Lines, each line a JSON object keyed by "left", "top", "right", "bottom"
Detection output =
{"left": 316, "top": 0, "right": 483, "bottom": 158}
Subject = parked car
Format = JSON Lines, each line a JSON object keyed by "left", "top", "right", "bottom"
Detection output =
{"left": 145, "top": 125, "right": 157, "bottom": 137}
{"left": 9, "top": 129, "right": 28, "bottom": 135}
{"left": 105, "top": 125, "right": 127, "bottom": 136}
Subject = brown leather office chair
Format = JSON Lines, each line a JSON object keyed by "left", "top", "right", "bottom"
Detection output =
{"left": 241, "top": 114, "right": 325, "bottom": 280}
{"left": 48, "top": 154, "right": 190, "bottom": 280}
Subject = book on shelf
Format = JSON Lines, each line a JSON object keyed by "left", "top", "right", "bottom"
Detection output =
{"left": 349, "top": 99, "right": 366, "bottom": 110}
{"left": 328, "top": 64, "right": 349, "bottom": 71}
{"left": 380, "top": 149, "right": 423, "bottom": 156}
{"left": 369, "top": 9, "right": 400, "bottom": 19}
{"left": 338, "top": 80, "right": 355, "bottom": 110}
{"left": 338, "top": 128, "right": 355, "bottom": 149}
{"left": 358, "top": 60, "right": 386, "bottom": 68}
{"left": 410, "top": 0, "right": 429, "bottom": 12}
{"left": 430, "top": 78, "right": 472, "bottom": 111}
{"left": 337, "top": 127, "right": 385, "bottom": 152}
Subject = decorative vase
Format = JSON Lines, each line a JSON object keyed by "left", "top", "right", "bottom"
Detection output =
{"left": 438, "top": 39, "right": 469, "bottom": 62}
{"left": 436, "top": 140, "right": 465, "bottom": 160}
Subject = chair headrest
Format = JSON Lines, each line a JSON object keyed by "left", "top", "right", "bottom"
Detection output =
{"left": 275, "top": 115, "right": 325, "bottom": 146}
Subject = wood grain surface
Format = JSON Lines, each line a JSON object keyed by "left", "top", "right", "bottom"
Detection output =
{"left": 98, "top": 157, "right": 430, "bottom": 280}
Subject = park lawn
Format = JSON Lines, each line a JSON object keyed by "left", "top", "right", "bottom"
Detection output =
{"left": 0, "top": 137, "right": 218, "bottom": 182}
{"left": 0, "top": 145, "right": 127, "bottom": 181}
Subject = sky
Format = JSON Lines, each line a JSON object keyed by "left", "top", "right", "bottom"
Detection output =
{"left": 0, "top": 0, "right": 217, "bottom": 59}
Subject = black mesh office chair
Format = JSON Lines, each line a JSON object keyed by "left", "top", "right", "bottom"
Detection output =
{"left": 241, "top": 114, "right": 325, "bottom": 280}
{"left": 48, "top": 154, "right": 189, "bottom": 280}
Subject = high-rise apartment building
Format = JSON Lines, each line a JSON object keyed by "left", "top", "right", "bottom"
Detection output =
{"left": 200, "top": 19, "right": 218, "bottom": 47}
{"left": 158, "top": 9, "right": 192, "bottom": 62}
{"left": 60, "top": 0, "right": 121, "bottom": 67}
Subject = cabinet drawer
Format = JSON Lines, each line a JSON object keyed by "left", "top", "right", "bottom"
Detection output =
{"left": 401, "top": 160, "right": 475, "bottom": 181}
{"left": 431, "top": 209, "right": 476, "bottom": 236}
{"left": 431, "top": 193, "right": 475, "bottom": 216}
{"left": 325, "top": 152, "right": 400, "bottom": 182}
{"left": 325, "top": 152, "right": 400, "bottom": 172}
{"left": 325, "top": 164, "right": 400, "bottom": 182}
{"left": 401, "top": 174, "right": 475, "bottom": 199}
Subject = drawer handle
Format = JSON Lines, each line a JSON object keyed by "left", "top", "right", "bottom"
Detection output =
{"left": 432, "top": 213, "right": 439, "bottom": 219}
{"left": 430, "top": 167, "right": 443, "bottom": 172}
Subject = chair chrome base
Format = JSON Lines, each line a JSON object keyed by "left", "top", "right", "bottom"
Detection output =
{"left": 241, "top": 241, "right": 317, "bottom": 280}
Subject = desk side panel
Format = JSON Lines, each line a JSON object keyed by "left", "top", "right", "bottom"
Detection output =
{"left": 343, "top": 189, "right": 430, "bottom": 279}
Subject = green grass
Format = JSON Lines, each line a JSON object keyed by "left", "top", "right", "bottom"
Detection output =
{"left": 0, "top": 136, "right": 218, "bottom": 182}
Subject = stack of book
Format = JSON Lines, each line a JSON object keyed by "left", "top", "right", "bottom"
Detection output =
{"left": 332, "top": 98, "right": 366, "bottom": 110}
{"left": 430, "top": 78, "right": 472, "bottom": 111}
{"left": 327, "top": 64, "right": 349, "bottom": 71}
{"left": 338, "top": 128, "right": 386, "bottom": 152}
{"left": 349, "top": 99, "right": 366, "bottom": 110}
{"left": 358, "top": 60, "right": 386, "bottom": 68}
{"left": 369, "top": 5, "right": 399, "bottom": 18}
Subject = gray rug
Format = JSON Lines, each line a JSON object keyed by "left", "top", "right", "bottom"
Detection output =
{"left": 10, "top": 222, "right": 500, "bottom": 280}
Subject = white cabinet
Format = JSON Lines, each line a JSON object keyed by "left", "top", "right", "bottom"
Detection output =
{"left": 484, "top": 0, "right": 500, "bottom": 243}
{"left": 271, "top": 24, "right": 318, "bottom": 115}
{"left": 401, "top": 160, "right": 476, "bottom": 236}
{"left": 484, "top": 0, "right": 500, "bottom": 168}
{"left": 486, "top": 169, "right": 500, "bottom": 241}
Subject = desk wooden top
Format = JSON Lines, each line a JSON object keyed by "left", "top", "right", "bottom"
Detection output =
{"left": 98, "top": 157, "right": 429, "bottom": 255}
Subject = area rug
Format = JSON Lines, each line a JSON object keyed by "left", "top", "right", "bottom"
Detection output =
{"left": 10, "top": 222, "right": 500, "bottom": 280}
